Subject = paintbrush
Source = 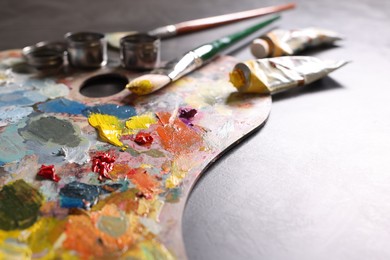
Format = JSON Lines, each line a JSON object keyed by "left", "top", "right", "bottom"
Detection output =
{"left": 106, "top": 3, "right": 295, "bottom": 48}
{"left": 126, "top": 15, "right": 280, "bottom": 95}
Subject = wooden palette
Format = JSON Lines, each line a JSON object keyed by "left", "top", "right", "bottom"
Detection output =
{"left": 0, "top": 50, "right": 271, "bottom": 259}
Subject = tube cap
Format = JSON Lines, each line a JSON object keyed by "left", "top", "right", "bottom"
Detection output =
{"left": 250, "top": 38, "right": 270, "bottom": 58}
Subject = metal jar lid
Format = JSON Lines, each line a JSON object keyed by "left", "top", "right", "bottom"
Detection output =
{"left": 120, "top": 33, "right": 160, "bottom": 70}
{"left": 65, "top": 32, "right": 107, "bottom": 69}
{"left": 22, "top": 41, "right": 67, "bottom": 71}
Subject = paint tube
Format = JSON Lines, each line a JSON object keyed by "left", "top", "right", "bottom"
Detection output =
{"left": 229, "top": 56, "right": 348, "bottom": 94}
{"left": 250, "top": 28, "right": 342, "bottom": 58}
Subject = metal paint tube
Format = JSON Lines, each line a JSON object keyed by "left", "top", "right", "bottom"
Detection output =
{"left": 229, "top": 56, "right": 348, "bottom": 94}
{"left": 250, "top": 28, "right": 342, "bottom": 58}
{"left": 22, "top": 41, "right": 67, "bottom": 72}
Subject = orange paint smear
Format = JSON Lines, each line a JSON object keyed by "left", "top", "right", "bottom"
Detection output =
{"left": 63, "top": 214, "right": 114, "bottom": 259}
{"left": 93, "top": 189, "right": 139, "bottom": 213}
{"left": 127, "top": 168, "right": 161, "bottom": 199}
{"left": 63, "top": 205, "right": 139, "bottom": 259}
{"left": 109, "top": 163, "right": 132, "bottom": 180}
{"left": 156, "top": 111, "right": 204, "bottom": 154}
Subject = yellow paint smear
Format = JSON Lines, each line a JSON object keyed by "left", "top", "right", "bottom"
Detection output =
{"left": 0, "top": 73, "right": 7, "bottom": 82}
{"left": 0, "top": 217, "right": 69, "bottom": 260}
{"left": 26, "top": 218, "right": 67, "bottom": 258}
{"left": 126, "top": 79, "right": 153, "bottom": 95}
{"left": 123, "top": 239, "right": 175, "bottom": 260}
{"left": 125, "top": 113, "right": 157, "bottom": 134}
{"left": 0, "top": 240, "right": 31, "bottom": 260}
{"left": 137, "top": 198, "right": 164, "bottom": 221}
{"left": 165, "top": 155, "right": 197, "bottom": 189}
{"left": 88, "top": 113, "right": 124, "bottom": 147}
{"left": 140, "top": 164, "right": 153, "bottom": 169}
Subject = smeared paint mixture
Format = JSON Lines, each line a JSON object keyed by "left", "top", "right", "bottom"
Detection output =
{"left": 0, "top": 50, "right": 263, "bottom": 259}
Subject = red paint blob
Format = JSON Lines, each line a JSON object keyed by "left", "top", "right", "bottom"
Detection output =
{"left": 38, "top": 164, "right": 61, "bottom": 182}
{"left": 91, "top": 153, "right": 116, "bottom": 181}
{"left": 134, "top": 132, "right": 153, "bottom": 146}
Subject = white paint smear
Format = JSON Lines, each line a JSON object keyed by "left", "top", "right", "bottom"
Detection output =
{"left": 0, "top": 106, "right": 33, "bottom": 127}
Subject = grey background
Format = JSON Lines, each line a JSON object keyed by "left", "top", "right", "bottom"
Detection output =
{"left": 1, "top": 0, "right": 390, "bottom": 259}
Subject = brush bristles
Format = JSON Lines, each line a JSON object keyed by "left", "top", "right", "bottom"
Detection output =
{"left": 126, "top": 74, "right": 171, "bottom": 95}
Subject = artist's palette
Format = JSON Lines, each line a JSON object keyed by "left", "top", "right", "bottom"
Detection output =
{"left": 0, "top": 50, "right": 271, "bottom": 259}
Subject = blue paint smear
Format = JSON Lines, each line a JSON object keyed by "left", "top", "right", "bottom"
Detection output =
{"left": 37, "top": 98, "right": 136, "bottom": 119}
{"left": 0, "top": 106, "right": 34, "bottom": 126}
{"left": 60, "top": 197, "right": 86, "bottom": 208}
{"left": 59, "top": 181, "right": 101, "bottom": 209}
{"left": 37, "top": 98, "right": 87, "bottom": 115}
{"left": 0, "top": 122, "right": 31, "bottom": 164}
{"left": 84, "top": 104, "right": 136, "bottom": 119}
{"left": 0, "top": 161, "right": 4, "bottom": 166}
{"left": 24, "top": 78, "right": 56, "bottom": 89}
{"left": 0, "top": 90, "right": 46, "bottom": 108}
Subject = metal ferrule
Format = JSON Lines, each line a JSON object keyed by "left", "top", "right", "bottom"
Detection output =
{"left": 148, "top": 25, "right": 177, "bottom": 39}
{"left": 151, "top": 51, "right": 203, "bottom": 81}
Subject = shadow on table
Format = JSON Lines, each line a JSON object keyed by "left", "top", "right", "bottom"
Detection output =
{"left": 272, "top": 76, "right": 344, "bottom": 102}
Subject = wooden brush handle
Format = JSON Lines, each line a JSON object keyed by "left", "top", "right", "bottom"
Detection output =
{"left": 174, "top": 3, "right": 295, "bottom": 35}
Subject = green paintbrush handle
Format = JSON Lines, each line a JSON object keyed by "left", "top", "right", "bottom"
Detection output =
{"left": 194, "top": 15, "right": 281, "bottom": 61}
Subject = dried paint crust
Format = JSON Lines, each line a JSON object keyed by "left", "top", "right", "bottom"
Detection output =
{"left": 0, "top": 50, "right": 271, "bottom": 259}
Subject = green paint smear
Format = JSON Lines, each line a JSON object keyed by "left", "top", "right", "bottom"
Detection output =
{"left": 165, "top": 187, "right": 181, "bottom": 203}
{"left": 125, "top": 147, "right": 165, "bottom": 158}
{"left": 144, "top": 149, "right": 165, "bottom": 158}
{"left": 138, "top": 240, "right": 175, "bottom": 260}
{"left": 21, "top": 116, "right": 82, "bottom": 147}
{"left": 0, "top": 180, "right": 44, "bottom": 231}
{"left": 97, "top": 214, "right": 128, "bottom": 238}
{"left": 126, "top": 146, "right": 140, "bottom": 157}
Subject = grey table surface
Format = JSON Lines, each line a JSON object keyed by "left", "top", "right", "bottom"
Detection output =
{"left": 1, "top": 0, "right": 390, "bottom": 259}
